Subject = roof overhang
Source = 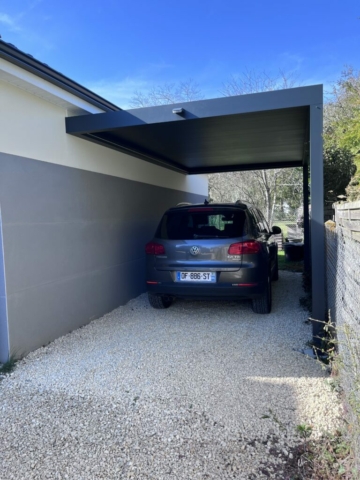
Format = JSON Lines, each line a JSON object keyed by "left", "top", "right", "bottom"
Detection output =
{"left": 66, "top": 85, "right": 322, "bottom": 175}
{"left": 0, "top": 39, "right": 120, "bottom": 113}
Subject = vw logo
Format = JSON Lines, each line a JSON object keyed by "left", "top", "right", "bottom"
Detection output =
{"left": 190, "top": 246, "right": 200, "bottom": 256}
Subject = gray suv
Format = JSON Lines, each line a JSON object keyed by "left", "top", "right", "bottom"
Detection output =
{"left": 145, "top": 201, "right": 281, "bottom": 314}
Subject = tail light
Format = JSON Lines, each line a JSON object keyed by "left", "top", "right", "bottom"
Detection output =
{"left": 228, "top": 241, "right": 261, "bottom": 255}
{"left": 145, "top": 242, "right": 166, "bottom": 255}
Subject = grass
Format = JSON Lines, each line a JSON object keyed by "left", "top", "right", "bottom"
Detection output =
{"left": 288, "top": 430, "right": 354, "bottom": 479}
{"left": 278, "top": 249, "right": 303, "bottom": 272}
{"left": 254, "top": 425, "right": 353, "bottom": 479}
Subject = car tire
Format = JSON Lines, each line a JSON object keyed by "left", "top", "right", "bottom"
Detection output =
{"left": 252, "top": 274, "right": 272, "bottom": 314}
{"left": 148, "top": 293, "right": 173, "bottom": 309}
{"left": 272, "top": 253, "right": 279, "bottom": 281}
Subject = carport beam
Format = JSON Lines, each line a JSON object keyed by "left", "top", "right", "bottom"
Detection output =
{"left": 310, "top": 103, "right": 326, "bottom": 342}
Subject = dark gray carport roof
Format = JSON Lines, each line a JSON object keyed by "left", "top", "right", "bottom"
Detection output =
{"left": 66, "top": 85, "right": 321, "bottom": 174}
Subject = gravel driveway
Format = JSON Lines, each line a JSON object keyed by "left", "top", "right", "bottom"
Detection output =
{"left": 0, "top": 271, "right": 341, "bottom": 479}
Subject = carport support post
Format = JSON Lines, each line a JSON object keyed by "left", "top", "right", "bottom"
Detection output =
{"left": 310, "top": 102, "right": 326, "bottom": 345}
{"left": 303, "top": 161, "right": 311, "bottom": 274}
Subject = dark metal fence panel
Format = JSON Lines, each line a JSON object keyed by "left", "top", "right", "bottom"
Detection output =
{"left": 325, "top": 201, "right": 360, "bottom": 471}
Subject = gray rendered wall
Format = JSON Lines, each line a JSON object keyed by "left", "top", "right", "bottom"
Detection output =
{"left": 0, "top": 152, "right": 204, "bottom": 358}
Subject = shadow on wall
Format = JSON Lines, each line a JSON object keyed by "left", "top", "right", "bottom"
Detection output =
{"left": 0, "top": 206, "right": 9, "bottom": 363}
{"left": 0, "top": 205, "right": 9, "bottom": 363}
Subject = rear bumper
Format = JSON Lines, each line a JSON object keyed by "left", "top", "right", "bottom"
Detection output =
{"left": 146, "top": 280, "right": 266, "bottom": 300}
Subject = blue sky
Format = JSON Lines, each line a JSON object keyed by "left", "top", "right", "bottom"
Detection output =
{"left": 0, "top": 0, "right": 359, "bottom": 108}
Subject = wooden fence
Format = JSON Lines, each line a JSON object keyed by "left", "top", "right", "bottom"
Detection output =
{"left": 334, "top": 200, "right": 360, "bottom": 243}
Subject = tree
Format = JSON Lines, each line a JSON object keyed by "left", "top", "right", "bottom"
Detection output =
{"left": 323, "top": 146, "right": 356, "bottom": 205}
{"left": 324, "top": 67, "right": 360, "bottom": 151}
{"left": 130, "top": 79, "right": 203, "bottom": 108}
{"left": 208, "top": 167, "right": 302, "bottom": 227}
{"left": 324, "top": 67, "right": 360, "bottom": 200}
{"left": 221, "top": 69, "right": 298, "bottom": 96}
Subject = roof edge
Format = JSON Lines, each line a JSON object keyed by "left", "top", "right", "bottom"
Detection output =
{"left": 0, "top": 40, "right": 121, "bottom": 112}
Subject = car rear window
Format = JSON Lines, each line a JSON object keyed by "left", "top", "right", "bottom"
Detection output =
{"left": 156, "top": 208, "right": 246, "bottom": 240}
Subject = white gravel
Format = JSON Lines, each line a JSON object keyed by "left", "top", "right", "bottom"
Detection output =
{"left": 0, "top": 271, "right": 342, "bottom": 479}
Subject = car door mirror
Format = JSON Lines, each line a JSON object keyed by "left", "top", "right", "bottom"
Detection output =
{"left": 272, "top": 226, "right": 282, "bottom": 234}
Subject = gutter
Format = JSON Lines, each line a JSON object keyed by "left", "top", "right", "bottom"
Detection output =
{"left": 0, "top": 39, "right": 121, "bottom": 113}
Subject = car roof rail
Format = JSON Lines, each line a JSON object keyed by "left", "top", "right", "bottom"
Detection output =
{"left": 176, "top": 202, "right": 192, "bottom": 207}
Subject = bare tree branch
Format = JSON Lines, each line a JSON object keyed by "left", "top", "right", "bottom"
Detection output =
{"left": 220, "top": 69, "right": 299, "bottom": 97}
{"left": 129, "top": 79, "right": 203, "bottom": 108}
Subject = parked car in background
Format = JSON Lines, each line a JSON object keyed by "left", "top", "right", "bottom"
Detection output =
{"left": 145, "top": 201, "right": 281, "bottom": 314}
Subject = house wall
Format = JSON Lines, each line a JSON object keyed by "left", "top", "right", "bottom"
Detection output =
{"left": 0, "top": 77, "right": 207, "bottom": 360}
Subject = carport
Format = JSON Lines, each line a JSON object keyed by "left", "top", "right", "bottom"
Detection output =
{"left": 66, "top": 85, "right": 325, "bottom": 341}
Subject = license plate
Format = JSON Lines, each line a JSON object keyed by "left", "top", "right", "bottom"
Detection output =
{"left": 176, "top": 272, "right": 216, "bottom": 282}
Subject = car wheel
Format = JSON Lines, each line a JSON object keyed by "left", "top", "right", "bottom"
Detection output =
{"left": 148, "top": 293, "right": 173, "bottom": 309}
{"left": 272, "top": 253, "right": 279, "bottom": 281}
{"left": 252, "top": 274, "right": 272, "bottom": 314}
